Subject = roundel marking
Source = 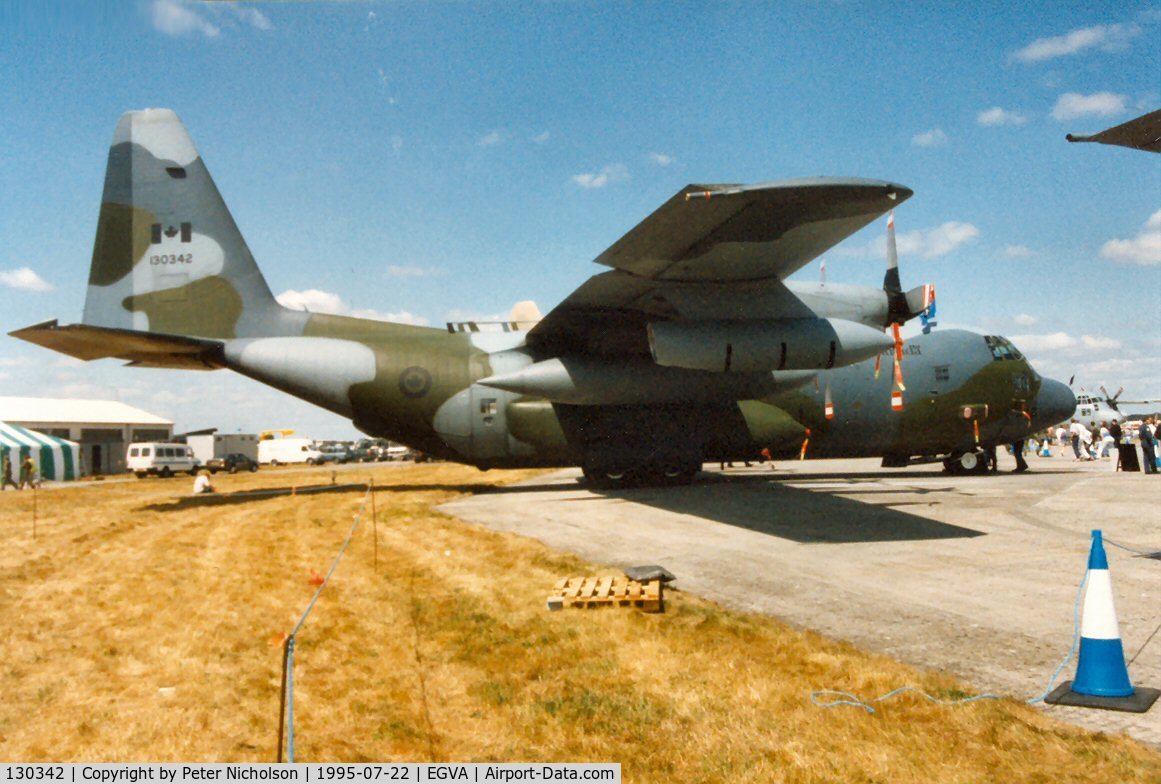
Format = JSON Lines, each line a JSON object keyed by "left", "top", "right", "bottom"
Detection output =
{"left": 399, "top": 366, "right": 433, "bottom": 399}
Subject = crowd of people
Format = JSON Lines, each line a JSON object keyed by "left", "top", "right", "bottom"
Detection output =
{"left": 1044, "top": 417, "right": 1159, "bottom": 472}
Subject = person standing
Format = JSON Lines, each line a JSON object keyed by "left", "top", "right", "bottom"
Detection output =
{"left": 2, "top": 456, "right": 17, "bottom": 491}
{"left": 1011, "top": 439, "right": 1029, "bottom": 472}
{"left": 18, "top": 455, "right": 36, "bottom": 489}
{"left": 1108, "top": 419, "right": 1123, "bottom": 469}
{"left": 1097, "top": 422, "right": 1114, "bottom": 459}
{"left": 1141, "top": 417, "right": 1158, "bottom": 475}
{"left": 1068, "top": 419, "right": 1083, "bottom": 459}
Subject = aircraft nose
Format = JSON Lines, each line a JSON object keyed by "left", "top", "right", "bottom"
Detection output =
{"left": 1033, "top": 377, "right": 1076, "bottom": 429}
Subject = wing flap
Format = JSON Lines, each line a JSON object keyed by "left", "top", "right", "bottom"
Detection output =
{"left": 9, "top": 320, "right": 225, "bottom": 370}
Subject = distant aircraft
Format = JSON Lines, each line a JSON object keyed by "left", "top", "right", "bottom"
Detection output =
{"left": 1066, "top": 108, "right": 1161, "bottom": 153}
{"left": 1071, "top": 385, "right": 1159, "bottom": 431}
{"left": 11, "top": 109, "right": 1075, "bottom": 484}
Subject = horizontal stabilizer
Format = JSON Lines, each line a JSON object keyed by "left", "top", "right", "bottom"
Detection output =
{"left": 9, "top": 320, "right": 225, "bottom": 370}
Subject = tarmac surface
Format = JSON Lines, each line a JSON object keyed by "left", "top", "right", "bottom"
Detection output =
{"left": 442, "top": 449, "right": 1161, "bottom": 747}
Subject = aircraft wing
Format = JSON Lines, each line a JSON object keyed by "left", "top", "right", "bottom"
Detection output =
{"left": 9, "top": 320, "right": 225, "bottom": 370}
{"left": 529, "top": 178, "right": 910, "bottom": 356}
{"left": 1067, "top": 108, "right": 1161, "bottom": 153}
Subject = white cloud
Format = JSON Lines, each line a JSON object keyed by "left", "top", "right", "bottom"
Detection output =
{"left": 1008, "top": 331, "right": 1124, "bottom": 355}
{"left": 276, "top": 288, "right": 429, "bottom": 326}
{"left": 1100, "top": 209, "right": 1161, "bottom": 266}
{"left": 376, "top": 68, "right": 399, "bottom": 105}
{"left": 478, "top": 130, "right": 504, "bottom": 147}
{"left": 1051, "top": 92, "right": 1127, "bottom": 120}
{"left": 1010, "top": 332, "right": 1078, "bottom": 352}
{"left": 649, "top": 152, "right": 673, "bottom": 166}
{"left": 571, "top": 164, "right": 629, "bottom": 189}
{"left": 896, "top": 222, "right": 980, "bottom": 258}
{"left": 276, "top": 288, "right": 346, "bottom": 314}
{"left": 509, "top": 300, "right": 542, "bottom": 323}
{"left": 1013, "top": 314, "right": 1039, "bottom": 326}
{"left": 351, "top": 308, "right": 428, "bottom": 326}
{"left": 911, "top": 128, "right": 948, "bottom": 147}
{"left": 0, "top": 267, "right": 54, "bottom": 292}
{"left": 386, "top": 265, "right": 442, "bottom": 278}
{"left": 1013, "top": 24, "right": 1140, "bottom": 63}
{"left": 977, "top": 107, "right": 1028, "bottom": 126}
{"left": 1081, "top": 335, "right": 1122, "bottom": 350}
{"left": 1004, "top": 244, "right": 1034, "bottom": 258}
{"left": 840, "top": 220, "right": 981, "bottom": 260}
{"left": 151, "top": 0, "right": 220, "bottom": 38}
{"left": 219, "top": 3, "right": 271, "bottom": 31}
{"left": 532, "top": 131, "right": 551, "bottom": 144}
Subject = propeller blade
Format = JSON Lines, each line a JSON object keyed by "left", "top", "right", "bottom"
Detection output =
{"left": 891, "top": 322, "right": 905, "bottom": 411}
{"left": 883, "top": 211, "right": 901, "bottom": 295}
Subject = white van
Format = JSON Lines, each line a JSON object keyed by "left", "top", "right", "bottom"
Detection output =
{"left": 127, "top": 442, "right": 200, "bottom": 478}
{"left": 258, "top": 437, "right": 324, "bottom": 466}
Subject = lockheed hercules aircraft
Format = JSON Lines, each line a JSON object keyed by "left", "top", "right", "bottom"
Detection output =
{"left": 1071, "top": 386, "right": 1159, "bottom": 431}
{"left": 12, "top": 110, "right": 1075, "bottom": 484}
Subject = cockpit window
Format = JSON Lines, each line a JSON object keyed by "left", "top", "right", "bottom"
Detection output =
{"left": 984, "top": 335, "right": 1024, "bottom": 361}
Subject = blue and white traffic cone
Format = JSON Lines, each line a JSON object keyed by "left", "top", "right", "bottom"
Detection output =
{"left": 1046, "top": 529, "right": 1160, "bottom": 712}
{"left": 1072, "top": 530, "right": 1133, "bottom": 697}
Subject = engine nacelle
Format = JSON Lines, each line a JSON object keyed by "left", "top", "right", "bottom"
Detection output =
{"left": 647, "top": 317, "right": 893, "bottom": 373}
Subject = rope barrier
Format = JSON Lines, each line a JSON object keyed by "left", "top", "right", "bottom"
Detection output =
{"left": 277, "top": 483, "right": 372, "bottom": 762}
{"left": 812, "top": 549, "right": 1093, "bottom": 713}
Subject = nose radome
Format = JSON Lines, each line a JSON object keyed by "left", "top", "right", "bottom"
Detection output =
{"left": 1035, "top": 377, "right": 1076, "bottom": 428}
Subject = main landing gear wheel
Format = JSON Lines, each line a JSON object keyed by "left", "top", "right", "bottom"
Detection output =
{"left": 944, "top": 449, "right": 990, "bottom": 476}
{"left": 581, "top": 460, "right": 699, "bottom": 489}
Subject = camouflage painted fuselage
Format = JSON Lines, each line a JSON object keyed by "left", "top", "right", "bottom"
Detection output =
{"left": 12, "top": 109, "right": 1075, "bottom": 478}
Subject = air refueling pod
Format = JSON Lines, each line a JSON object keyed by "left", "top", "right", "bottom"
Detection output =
{"left": 647, "top": 317, "right": 893, "bottom": 373}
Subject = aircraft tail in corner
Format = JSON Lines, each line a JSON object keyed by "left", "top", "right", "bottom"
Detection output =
{"left": 83, "top": 108, "right": 286, "bottom": 340}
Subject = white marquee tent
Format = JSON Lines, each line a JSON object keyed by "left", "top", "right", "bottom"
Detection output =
{"left": 1, "top": 422, "right": 80, "bottom": 482}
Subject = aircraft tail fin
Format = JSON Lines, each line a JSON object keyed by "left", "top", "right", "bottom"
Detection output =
{"left": 83, "top": 109, "right": 284, "bottom": 340}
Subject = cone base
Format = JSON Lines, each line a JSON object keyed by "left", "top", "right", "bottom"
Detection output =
{"left": 1045, "top": 681, "right": 1160, "bottom": 713}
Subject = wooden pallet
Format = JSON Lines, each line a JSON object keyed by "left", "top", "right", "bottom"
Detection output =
{"left": 547, "top": 575, "right": 664, "bottom": 613}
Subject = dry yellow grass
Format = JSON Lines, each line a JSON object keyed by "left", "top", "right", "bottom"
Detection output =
{"left": 1, "top": 463, "right": 1158, "bottom": 782}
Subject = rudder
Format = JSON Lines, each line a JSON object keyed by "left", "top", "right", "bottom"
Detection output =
{"left": 84, "top": 109, "right": 281, "bottom": 339}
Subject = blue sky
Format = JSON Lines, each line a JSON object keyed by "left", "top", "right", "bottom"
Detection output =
{"left": 1, "top": 1, "right": 1158, "bottom": 438}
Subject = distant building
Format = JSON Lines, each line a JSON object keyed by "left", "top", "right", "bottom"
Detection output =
{"left": 184, "top": 431, "right": 260, "bottom": 464}
{"left": 0, "top": 396, "right": 173, "bottom": 475}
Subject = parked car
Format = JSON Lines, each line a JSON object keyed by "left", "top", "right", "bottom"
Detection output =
{"left": 205, "top": 453, "right": 259, "bottom": 474}
{"left": 318, "top": 447, "right": 354, "bottom": 464}
{"left": 347, "top": 445, "right": 377, "bottom": 462}
{"left": 258, "top": 438, "right": 324, "bottom": 466}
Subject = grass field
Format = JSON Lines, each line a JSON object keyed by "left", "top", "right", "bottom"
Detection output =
{"left": 1, "top": 463, "right": 1159, "bottom": 782}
